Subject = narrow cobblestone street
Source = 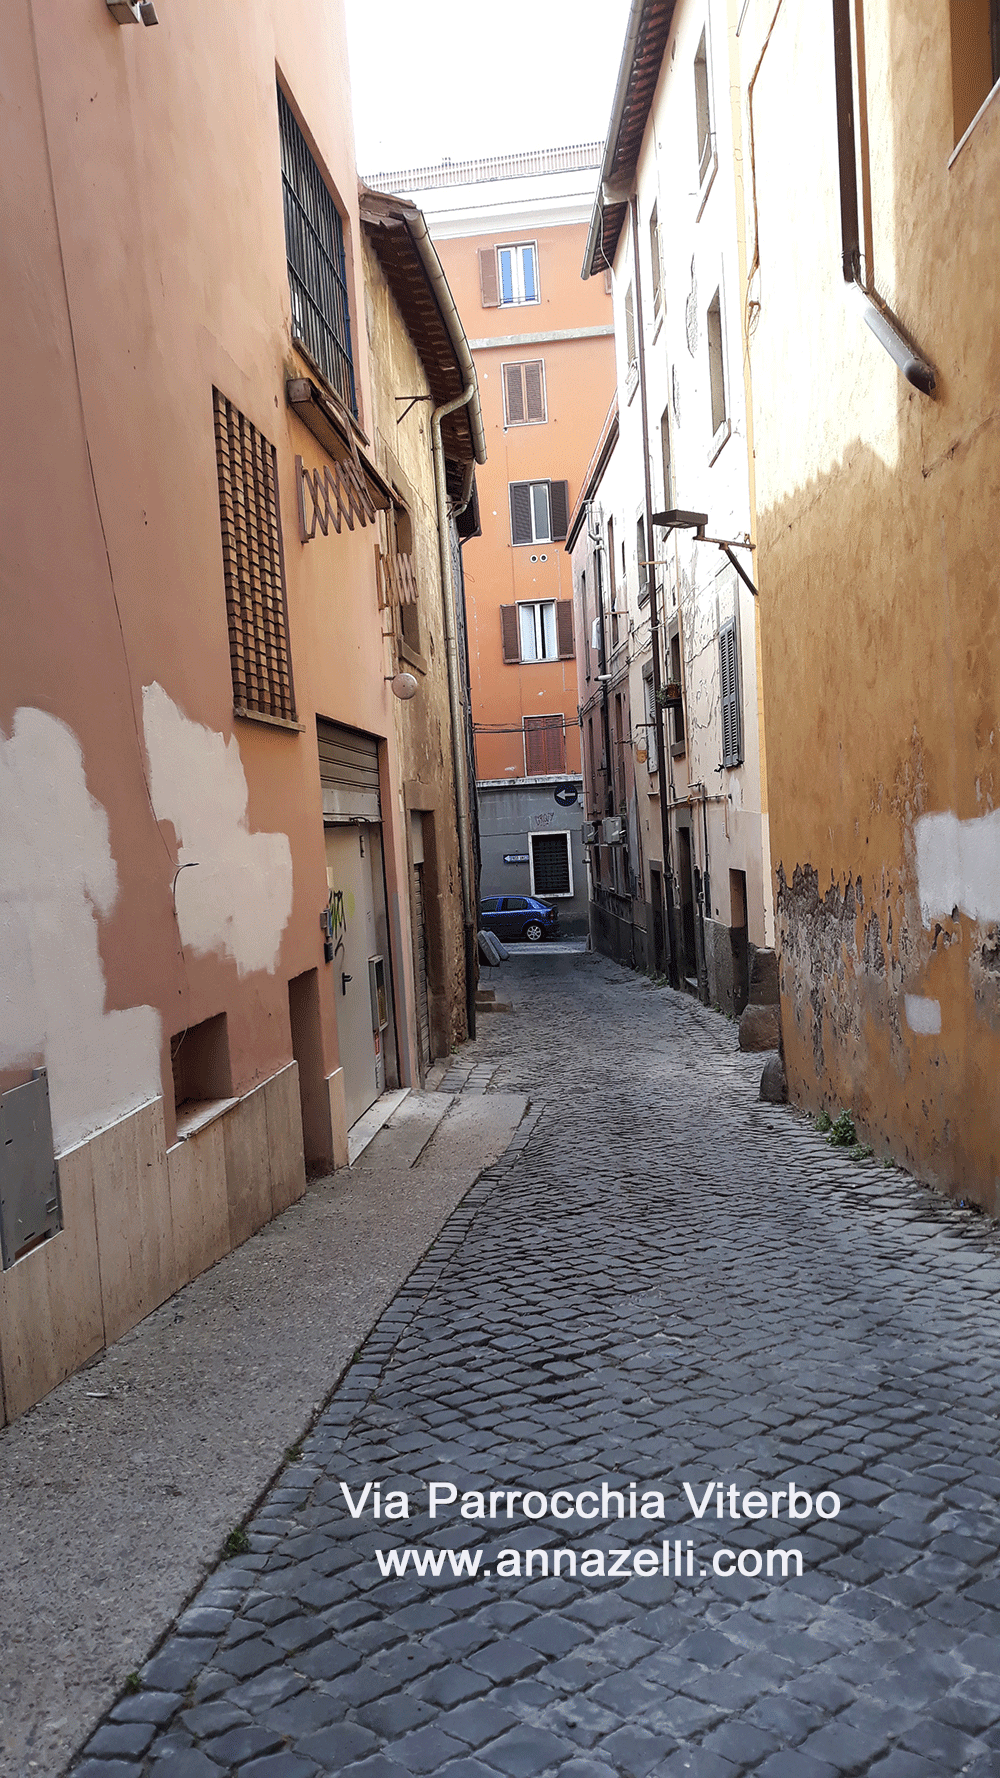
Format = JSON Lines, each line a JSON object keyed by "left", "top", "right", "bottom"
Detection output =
{"left": 73, "top": 954, "right": 1000, "bottom": 1778}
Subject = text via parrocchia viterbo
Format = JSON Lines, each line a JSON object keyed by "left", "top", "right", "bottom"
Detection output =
{"left": 337, "top": 1477, "right": 843, "bottom": 1586}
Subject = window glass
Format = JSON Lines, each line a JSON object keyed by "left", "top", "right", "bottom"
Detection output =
{"left": 497, "top": 243, "right": 539, "bottom": 305}
{"left": 480, "top": 897, "right": 499, "bottom": 912}
{"left": 531, "top": 481, "right": 551, "bottom": 541}
{"left": 521, "top": 245, "right": 537, "bottom": 302}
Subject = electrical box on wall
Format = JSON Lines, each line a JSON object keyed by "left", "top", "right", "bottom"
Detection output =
{"left": 0, "top": 1070, "right": 62, "bottom": 1271}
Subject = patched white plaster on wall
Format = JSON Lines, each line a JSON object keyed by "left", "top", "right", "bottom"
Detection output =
{"left": 915, "top": 808, "right": 1000, "bottom": 927}
{"left": 0, "top": 709, "right": 162, "bottom": 1152}
{"left": 905, "top": 995, "right": 942, "bottom": 1036}
{"left": 142, "top": 683, "right": 293, "bottom": 976}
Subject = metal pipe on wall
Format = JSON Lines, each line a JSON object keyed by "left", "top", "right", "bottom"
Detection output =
{"left": 630, "top": 195, "right": 678, "bottom": 987}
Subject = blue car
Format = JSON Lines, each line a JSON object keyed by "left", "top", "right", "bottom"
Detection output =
{"left": 479, "top": 894, "right": 559, "bottom": 942}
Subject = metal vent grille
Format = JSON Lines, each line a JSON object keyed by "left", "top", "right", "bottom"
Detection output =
{"left": 213, "top": 390, "right": 296, "bottom": 723}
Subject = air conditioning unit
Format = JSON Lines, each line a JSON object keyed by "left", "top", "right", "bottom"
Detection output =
{"left": 603, "top": 816, "right": 625, "bottom": 845}
{"left": 581, "top": 822, "right": 599, "bottom": 846}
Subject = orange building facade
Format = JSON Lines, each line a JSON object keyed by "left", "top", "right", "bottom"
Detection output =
{"left": 0, "top": 0, "right": 480, "bottom": 1420}
{"left": 368, "top": 149, "right": 617, "bottom": 932}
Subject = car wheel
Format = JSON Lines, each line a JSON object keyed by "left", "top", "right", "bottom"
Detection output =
{"left": 524, "top": 921, "right": 545, "bottom": 941}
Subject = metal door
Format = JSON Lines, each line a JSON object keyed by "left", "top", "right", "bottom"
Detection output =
{"left": 413, "top": 862, "right": 431, "bottom": 1075}
{"left": 325, "top": 824, "right": 381, "bottom": 1129}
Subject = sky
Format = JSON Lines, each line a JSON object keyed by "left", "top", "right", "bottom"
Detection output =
{"left": 344, "top": 0, "right": 632, "bottom": 178}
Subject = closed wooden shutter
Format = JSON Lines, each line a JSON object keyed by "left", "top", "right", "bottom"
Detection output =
{"left": 524, "top": 361, "right": 545, "bottom": 421}
{"left": 503, "top": 363, "right": 525, "bottom": 424}
{"left": 500, "top": 604, "right": 520, "bottom": 662}
{"left": 509, "top": 482, "right": 533, "bottom": 546}
{"left": 720, "top": 621, "right": 742, "bottom": 766}
{"left": 478, "top": 246, "right": 499, "bottom": 307}
{"left": 524, "top": 716, "right": 565, "bottom": 775}
{"left": 504, "top": 361, "right": 545, "bottom": 425}
{"left": 556, "top": 600, "right": 575, "bottom": 658}
{"left": 550, "top": 480, "right": 570, "bottom": 542}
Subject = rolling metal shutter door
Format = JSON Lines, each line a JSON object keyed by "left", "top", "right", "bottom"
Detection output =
{"left": 317, "top": 721, "right": 381, "bottom": 823}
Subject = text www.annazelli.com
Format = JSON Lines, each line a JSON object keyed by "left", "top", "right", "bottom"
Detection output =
{"left": 374, "top": 1542, "right": 805, "bottom": 1582}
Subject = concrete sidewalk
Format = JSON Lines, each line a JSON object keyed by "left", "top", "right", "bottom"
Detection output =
{"left": 0, "top": 1088, "right": 528, "bottom": 1778}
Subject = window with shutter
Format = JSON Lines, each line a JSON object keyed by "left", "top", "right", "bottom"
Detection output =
{"left": 500, "top": 604, "right": 520, "bottom": 663}
{"left": 637, "top": 515, "right": 648, "bottom": 603}
{"left": 496, "top": 242, "right": 539, "bottom": 305}
{"left": 624, "top": 284, "right": 636, "bottom": 366}
{"left": 478, "top": 246, "right": 500, "bottom": 307}
{"left": 694, "top": 29, "right": 714, "bottom": 185}
{"left": 649, "top": 203, "right": 662, "bottom": 313}
{"left": 555, "top": 600, "right": 575, "bottom": 659}
{"left": 502, "top": 360, "right": 546, "bottom": 426}
{"left": 510, "top": 480, "right": 563, "bottom": 545}
{"left": 550, "top": 480, "right": 569, "bottom": 542}
{"left": 523, "top": 717, "right": 566, "bottom": 776}
{"left": 707, "top": 290, "right": 727, "bottom": 440}
{"left": 720, "top": 620, "right": 742, "bottom": 767}
{"left": 949, "top": 0, "right": 1000, "bottom": 140}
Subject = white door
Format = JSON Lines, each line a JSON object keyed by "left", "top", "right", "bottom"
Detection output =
{"left": 325, "top": 824, "right": 380, "bottom": 1128}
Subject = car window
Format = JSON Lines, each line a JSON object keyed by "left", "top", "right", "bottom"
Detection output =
{"left": 480, "top": 898, "right": 499, "bottom": 912}
{"left": 506, "top": 896, "right": 529, "bottom": 910}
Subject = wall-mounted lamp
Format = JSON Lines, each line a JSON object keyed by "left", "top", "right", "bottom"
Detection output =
{"left": 386, "top": 671, "right": 419, "bottom": 701}
{"left": 651, "top": 509, "right": 759, "bottom": 599}
{"left": 107, "top": 1, "right": 159, "bottom": 22}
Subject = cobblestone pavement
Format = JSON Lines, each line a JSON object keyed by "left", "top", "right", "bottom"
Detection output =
{"left": 71, "top": 955, "right": 1000, "bottom": 1778}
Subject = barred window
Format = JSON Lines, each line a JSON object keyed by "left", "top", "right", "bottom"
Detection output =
{"left": 278, "top": 87, "right": 356, "bottom": 415}
{"left": 530, "top": 831, "right": 573, "bottom": 896}
{"left": 213, "top": 389, "right": 296, "bottom": 724}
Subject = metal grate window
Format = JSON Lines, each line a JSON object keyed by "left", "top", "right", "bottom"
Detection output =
{"left": 530, "top": 831, "right": 572, "bottom": 896}
{"left": 278, "top": 88, "right": 356, "bottom": 414}
{"left": 213, "top": 390, "right": 296, "bottom": 723}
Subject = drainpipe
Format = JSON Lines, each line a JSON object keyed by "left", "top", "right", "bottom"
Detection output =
{"left": 432, "top": 386, "right": 479, "bottom": 1041}
{"left": 630, "top": 195, "right": 678, "bottom": 988}
{"left": 394, "top": 205, "right": 486, "bottom": 1041}
{"left": 831, "top": 0, "right": 935, "bottom": 394}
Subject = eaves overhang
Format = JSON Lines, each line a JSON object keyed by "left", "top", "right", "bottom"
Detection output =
{"left": 583, "top": 0, "right": 677, "bottom": 279}
{"left": 566, "top": 395, "right": 620, "bottom": 551}
{"left": 359, "top": 185, "right": 487, "bottom": 466}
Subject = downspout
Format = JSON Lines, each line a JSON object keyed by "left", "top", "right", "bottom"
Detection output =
{"left": 400, "top": 201, "right": 487, "bottom": 1042}
{"left": 630, "top": 195, "right": 678, "bottom": 988}
{"left": 431, "top": 388, "right": 479, "bottom": 1041}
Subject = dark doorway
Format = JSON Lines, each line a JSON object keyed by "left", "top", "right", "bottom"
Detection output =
{"left": 650, "top": 866, "right": 666, "bottom": 974}
{"left": 677, "top": 827, "right": 698, "bottom": 986}
{"left": 288, "top": 969, "right": 332, "bottom": 1176}
{"left": 730, "top": 869, "right": 750, "bottom": 1015}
